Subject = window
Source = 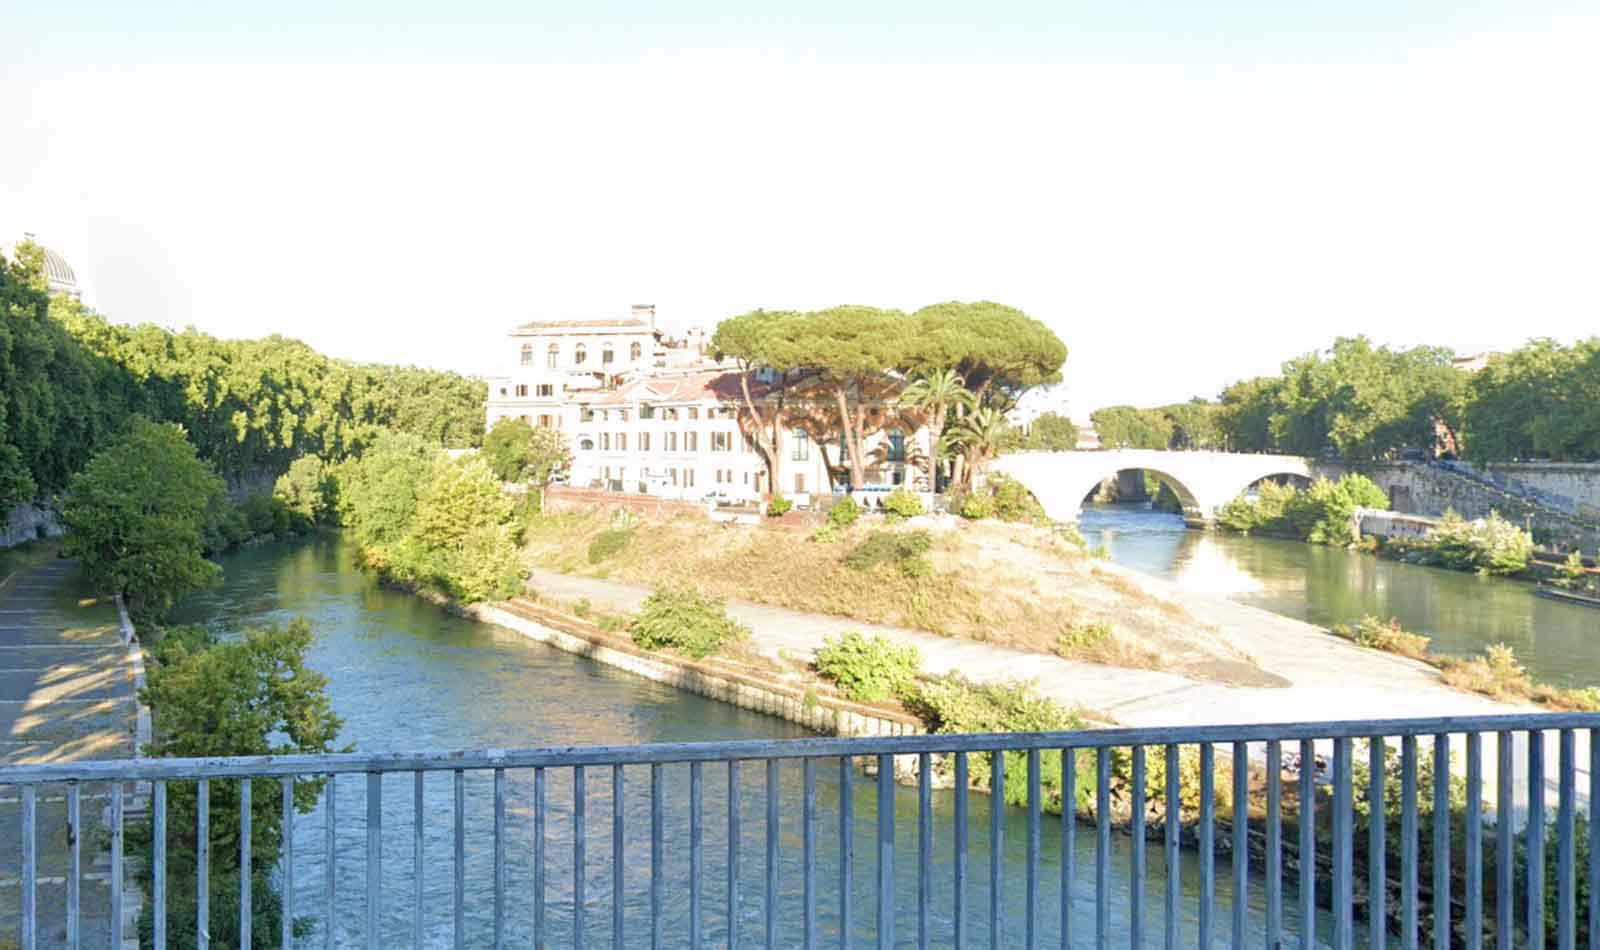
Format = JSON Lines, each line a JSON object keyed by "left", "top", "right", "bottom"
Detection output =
{"left": 536, "top": 384, "right": 554, "bottom": 397}
{"left": 665, "top": 432, "right": 678, "bottom": 452}
{"left": 791, "top": 429, "right": 810, "bottom": 461}
{"left": 520, "top": 343, "right": 532, "bottom": 366}
{"left": 575, "top": 343, "right": 587, "bottom": 365}
{"left": 601, "top": 433, "right": 611, "bottom": 451}
{"left": 599, "top": 409, "right": 609, "bottom": 422}
{"left": 498, "top": 387, "right": 507, "bottom": 397}
{"left": 795, "top": 473, "right": 806, "bottom": 493}
{"left": 686, "top": 432, "right": 699, "bottom": 452}
{"left": 580, "top": 438, "right": 594, "bottom": 451}
{"left": 630, "top": 341, "right": 642, "bottom": 361}
{"left": 640, "top": 432, "right": 651, "bottom": 451}
{"left": 710, "top": 432, "right": 731, "bottom": 452}
{"left": 519, "top": 415, "right": 529, "bottom": 423}
{"left": 618, "top": 433, "right": 627, "bottom": 451}
{"left": 685, "top": 468, "right": 695, "bottom": 488}
{"left": 548, "top": 343, "right": 559, "bottom": 369}
{"left": 602, "top": 344, "right": 615, "bottom": 366}
{"left": 888, "top": 428, "right": 906, "bottom": 463}
{"left": 515, "top": 384, "right": 528, "bottom": 397}
{"left": 537, "top": 415, "right": 553, "bottom": 428}
{"left": 641, "top": 404, "right": 655, "bottom": 419}
{"left": 664, "top": 407, "right": 679, "bottom": 421}
{"left": 580, "top": 406, "right": 594, "bottom": 422}
{"left": 619, "top": 410, "right": 629, "bottom": 422}
{"left": 688, "top": 407, "right": 699, "bottom": 420}
{"left": 670, "top": 468, "right": 678, "bottom": 486}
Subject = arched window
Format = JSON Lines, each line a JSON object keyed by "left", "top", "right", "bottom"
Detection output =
{"left": 547, "top": 343, "right": 559, "bottom": 369}
{"left": 580, "top": 438, "right": 595, "bottom": 451}
{"left": 630, "top": 341, "right": 642, "bottom": 361}
{"left": 575, "top": 343, "right": 587, "bottom": 365}
{"left": 520, "top": 343, "right": 532, "bottom": 366}
{"left": 602, "top": 344, "right": 615, "bottom": 366}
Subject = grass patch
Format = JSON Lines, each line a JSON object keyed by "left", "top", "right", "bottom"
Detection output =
{"left": 587, "top": 528, "right": 633, "bottom": 564}
{"left": 843, "top": 530, "right": 932, "bottom": 578}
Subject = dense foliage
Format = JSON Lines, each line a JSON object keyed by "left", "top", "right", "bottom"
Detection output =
{"left": 481, "top": 417, "right": 570, "bottom": 485}
{"left": 61, "top": 418, "right": 226, "bottom": 621}
{"left": 1418, "top": 511, "right": 1535, "bottom": 576}
{"left": 1018, "top": 411, "right": 1079, "bottom": 451}
{"left": 1461, "top": 338, "right": 1600, "bottom": 462}
{"left": 630, "top": 585, "right": 749, "bottom": 658}
{"left": 813, "top": 631, "right": 922, "bottom": 702}
{"left": 844, "top": 530, "right": 934, "bottom": 578}
{"left": 1, "top": 240, "right": 485, "bottom": 512}
{"left": 1216, "top": 474, "right": 1390, "bottom": 546}
{"left": 137, "top": 619, "right": 343, "bottom": 949}
{"left": 955, "top": 473, "right": 1048, "bottom": 523}
{"left": 881, "top": 487, "right": 924, "bottom": 520}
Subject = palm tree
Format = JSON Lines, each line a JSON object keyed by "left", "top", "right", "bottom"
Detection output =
{"left": 941, "top": 407, "right": 1010, "bottom": 492}
{"left": 899, "top": 369, "right": 973, "bottom": 492}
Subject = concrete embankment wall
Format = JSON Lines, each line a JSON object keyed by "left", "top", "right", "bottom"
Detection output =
{"left": 1482, "top": 462, "right": 1600, "bottom": 517}
{"left": 0, "top": 502, "right": 62, "bottom": 548}
{"left": 455, "top": 597, "right": 925, "bottom": 747}
{"left": 1315, "top": 461, "right": 1600, "bottom": 551}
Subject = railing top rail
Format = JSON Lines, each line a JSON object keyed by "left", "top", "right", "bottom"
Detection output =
{"left": 4, "top": 712, "right": 1595, "bottom": 784}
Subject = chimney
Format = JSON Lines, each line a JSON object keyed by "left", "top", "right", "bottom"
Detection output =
{"left": 631, "top": 304, "right": 656, "bottom": 330}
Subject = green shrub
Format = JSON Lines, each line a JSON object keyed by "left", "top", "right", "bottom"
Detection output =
{"left": 1332, "top": 615, "right": 1431, "bottom": 658}
{"left": 766, "top": 495, "right": 794, "bottom": 517}
{"left": 1218, "top": 474, "right": 1389, "bottom": 546}
{"left": 240, "top": 493, "right": 292, "bottom": 538}
{"left": 1424, "top": 511, "right": 1534, "bottom": 575}
{"left": 814, "top": 632, "right": 922, "bottom": 702}
{"left": 810, "top": 523, "right": 842, "bottom": 544}
{"left": 955, "top": 491, "right": 996, "bottom": 520}
{"left": 201, "top": 499, "right": 251, "bottom": 554}
{"left": 828, "top": 495, "right": 860, "bottom": 528}
{"left": 1056, "top": 619, "right": 1113, "bottom": 656}
{"left": 990, "top": 475, "right": 1046, "bottom": 523}
{"left": 844, "top": 530, "right": 933, "bottom": 578}
{"left": 588, "top": 528, "right": 633, "bottom": 564}
{"left": 882, "top": 487, "right": 924, "bottom": 520}
{"left": 631, "top": 586, "right": 748, "bottom": 658}
{"left": 572, "top": 598, "right": 592, "bottom": 619}
{"left": 1556, "top": 551, "right": 1587, "bottom": 588}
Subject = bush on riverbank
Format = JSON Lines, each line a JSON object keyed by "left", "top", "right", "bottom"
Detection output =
{"left": 954, "top": 473, "right": 1048, "bottom": 523}
{"left": 844, "top": 529, "right": 934, "bottom": 578}
{"left": 1332, "top": 615, "right": 1431, "bottom": 659}
{"left": 1216, "top": 474, "right": 1389, "bottom": 545}
{"left": 814, "top": 632, "right": 921, "bottom": 701}
{"left": 1420, "top": 510, "right": 1534, "bottom": 576}
{"left": 631, "top": 585, "right": 749, "bottom": 658}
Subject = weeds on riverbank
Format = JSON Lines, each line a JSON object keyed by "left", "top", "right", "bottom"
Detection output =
{"left": 1333, "top": 615, "right": 1600, "bottom": 712}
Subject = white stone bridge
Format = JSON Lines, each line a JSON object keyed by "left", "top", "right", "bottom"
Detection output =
{"left": 990, "top": 449, "right": 1314, "bottom": 524}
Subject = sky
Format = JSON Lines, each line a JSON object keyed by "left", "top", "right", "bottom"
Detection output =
{"left": 3, "top": 1, "right": 1598, "bottom": 418}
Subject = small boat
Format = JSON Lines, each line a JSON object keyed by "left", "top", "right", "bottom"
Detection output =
{"left": 1534, "top": 586, "right": 1600, "bottom": 608}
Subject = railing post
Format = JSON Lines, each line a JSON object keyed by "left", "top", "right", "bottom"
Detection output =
{"left": 877, "top": 754, "right": 894, "bottom": 950}
{"left": 366, "top": 772, "right": 379, "bottom": 950}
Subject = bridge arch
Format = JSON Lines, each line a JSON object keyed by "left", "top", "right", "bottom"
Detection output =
{"left": 989, "top": 450, "right": 1315, "bottom": 524}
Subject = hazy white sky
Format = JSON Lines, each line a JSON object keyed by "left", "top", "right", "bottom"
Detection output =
{"left": 4, "top": 2, "right": 1597, "bottom": 415}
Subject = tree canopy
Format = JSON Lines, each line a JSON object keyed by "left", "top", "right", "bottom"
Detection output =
{"left": 481, "top": 417, "right": 571, "bottom": 485}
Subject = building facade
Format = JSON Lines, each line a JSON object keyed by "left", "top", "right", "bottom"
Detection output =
{"left": 483, "top": 308, "right": 932, "bottom": 504}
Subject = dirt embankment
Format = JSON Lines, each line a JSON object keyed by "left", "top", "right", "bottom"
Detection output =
{"left": 521, "top": 512, "right": 1285, "bottom": 688}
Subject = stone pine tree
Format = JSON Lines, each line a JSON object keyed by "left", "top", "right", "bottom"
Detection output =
{"left": 712, "top": 309, "right": 805, "bottom": 498}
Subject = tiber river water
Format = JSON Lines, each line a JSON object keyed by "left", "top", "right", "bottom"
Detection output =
{"left": 172, "top": 536, "right": 1362, "bottom": 947}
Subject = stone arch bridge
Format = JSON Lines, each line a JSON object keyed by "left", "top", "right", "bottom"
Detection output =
{"left": 990, "top": 450, "right": 1314, "bottom": 524}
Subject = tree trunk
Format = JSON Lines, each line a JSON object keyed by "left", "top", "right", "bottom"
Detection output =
{"left": 737, "top": 369, "right": 780, "bottom": 498}
{"left": 833, "top": 384, "right": 866, "bottom": 490}
{"left": 927, "top": 405, "right": 946, "bottom": 493}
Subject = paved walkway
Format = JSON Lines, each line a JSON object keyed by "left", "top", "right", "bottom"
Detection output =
{"left": 528, "top": 564, "right": 1531, "bottom": 729}
{"left": 0, "top": 558, "right": 140, "bottom": 948}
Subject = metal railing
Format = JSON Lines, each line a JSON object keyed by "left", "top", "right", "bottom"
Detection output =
{"left": 3, "top": 712, "right": 1597, "bottom": 948}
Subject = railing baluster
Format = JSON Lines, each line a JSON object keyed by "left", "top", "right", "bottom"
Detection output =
{"left": 692, "top": 761, "right": 705, "bottom": 949}
{"left": 532, "top": 767, "right": 543, "bottom": 950}
{"left": 238, "top": 779, "right": 249, "bottom": 950}
{"left": 456, "top": 770, "right": 467, "bottom": 950}
{"left": 413, "top": 772, "right": 423, "bottom": 949}
{"left": 1268, "top": 740, "right": 1283, "bottom": 950}
{"left": 1096, "top": 747, "right": 1110, "bottom": 947}
{"left": 992, "top": 749, "right": 1005, "bottom": 950}
{"left": 1465, "top": 733, "right": 1483, "bottom": 950}
{"left": 1401, "top": 735, "right": 1418, "bottom": 950}
{"left": 768, "top": 759, "right": 780, "bottom": 950}
{"left": 1370, "top": 739, "right": 1387, "bottom": 950}
{"left": 199, "top": 778, "right": 210, "bottom": 950}
{"left": 321, "top": 775, "right": 331, "bottom": 950}
{"left": 1062, "top": 747, "right": 1076, "bottom": 950}
{"left": 366, "top": 772, "right": 380, "bottom": 950}
{"left": 154, "top": 780, "right": 166, "bottom": 950}
{"left": 804, "top": 758, "right": 817, "bottom": 950}
{"left": 1132, "top": 745, "right": 1147, "bottom": 950}
{"left": 1589, "top": 729, "right": 1599, "bottom": 950}
{"left": 1333, "top": 737, "right": 1353, "bottom": 950}
{"left": 878, "top": 754, "right": 894, "bottom": 950}
{"left": 652, "top": 763, "right": 664, "bottom": 950}
{"left": 496, "top": 767, "right": 508, "bottom": 950}
{"left": 1232, "top": 740, "right": 1248, "bottom": 950}
{"left": 1300, "top": 737, "right": 1316, "bottom": 950}
{"left": 1529, "top": 730, "right": 1546, "bottom": 949}
{"left": 730, "top": 758, "right": 742, "bottom": 950}
{"left": 21, "top": 783, "right": 35, "bottom": 950}
{"left": 841, "top": 755, "right": 854, "bottom": 950}
{"left": 111, "top": 782, "right": 124, "bottom": 948}
{"left": 1165, "top": 744, "right": 1180, "bottom": 950}
{"left": 1559, "top": 729, "right": 1576, "bottom": 950}
{"left": 1432, "top": 735, "right": 1450, "bottom": 950}
{"left": 1026, "top": 748, "right": 1041, "bottom": 950}
{"left": 575, "top": 765, "right": 587, "bottom": 950}
{"left": 1496, "top": 732, "right": 1512, "bottom": 950}
{"left": 283, "top": 778, "right": 295, "bottom": 950}
{"left": 956, "top": 751, "right": 968, "bottom": 950}
{"left": 1200, "top": 742, "right": 1215, "bottom": 949}
{"left": 614, "top": 764, "right": 625, "bottom": 950}
{"left": 69, "top": 781, "right": 81, "bottom": 950}
{"left": 919, "top": 752, "right": 932, "bottom": 950}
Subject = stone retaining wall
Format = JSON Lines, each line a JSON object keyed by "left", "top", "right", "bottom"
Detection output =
{"left": 0, "top": 502, "right": 62, "bottom": 548}
{"left": 544, "top": 486, "right": 712, "bottom": 520}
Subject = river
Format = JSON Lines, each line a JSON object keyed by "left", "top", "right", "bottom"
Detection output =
{"left": 171, "top": 536, "right": 1346, "bottom": 947}
{"left": 1079, "top": 504, "right": 1599, "bottom": 688}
